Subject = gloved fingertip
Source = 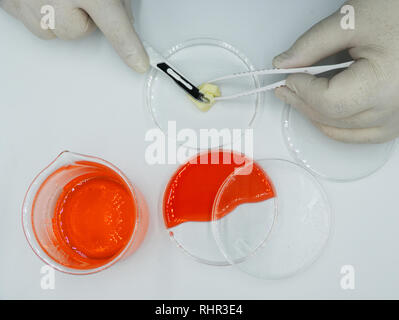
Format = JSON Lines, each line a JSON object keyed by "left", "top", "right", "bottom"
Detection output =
{"left": 272, "top": 52, "right": 292, "bottom": 68}
{"left": 274, "top": 86, "right": 293, "bottom": 104}
{"left": 127, "top": 54, "right": 150, "bottom": 73}
{"left": 274, "top": 86, "right": 287, "bottom": 99}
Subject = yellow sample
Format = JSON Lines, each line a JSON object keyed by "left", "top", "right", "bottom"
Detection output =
{"left": 189, "top": 83, "right": 221, "bottom": 112}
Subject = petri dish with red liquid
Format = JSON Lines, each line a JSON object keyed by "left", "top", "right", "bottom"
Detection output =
{"left": 146, "top": 38, "right": 261, "bottom": 149}
{"left": 162, "top": 150, "right": 276, "bottom": 265}
{"left": 212, "top": 159, "right": 331, "bottom": 279}
{"left": 162, "top": 150, "right": 331, "bottom": 278}
{"left": 22, "top": 151, "right": 149, "bottom": 275}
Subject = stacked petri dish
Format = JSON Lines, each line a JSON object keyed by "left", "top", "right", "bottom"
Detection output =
{"left": 282, "top": 106, "right": 395, "bottom": 181}
{"left": 161, "top": 150, "right": 331, "bottom": 279}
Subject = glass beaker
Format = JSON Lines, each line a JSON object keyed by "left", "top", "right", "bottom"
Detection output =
{"left": 22, "top": 151, "right": 149, "bottom": 275}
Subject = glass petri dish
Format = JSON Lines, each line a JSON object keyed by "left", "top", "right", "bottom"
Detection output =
{"left": 212, "top": 159, "right": 331, "bottom": 280}
{"left": 161, "top": 150, "right": 276, "bottom": 266}
{"left": 146, "top": 38, "right": 260, "bottom": 149}
{"left": 282, "top": 106, "right": 396, "bottom": 182}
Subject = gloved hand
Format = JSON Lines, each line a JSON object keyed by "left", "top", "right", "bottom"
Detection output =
{"left": 273, "top": 0, "right": 399, "bottom": 143}
{"left": 0, "top": 0, "right": 149, "bottom": 73}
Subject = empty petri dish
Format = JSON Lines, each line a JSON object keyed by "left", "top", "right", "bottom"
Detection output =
{"left": 161, "top": 150, "right": 275, "bottom": 265}
{"left": 282, "top": 106, "right": 396, "bottom": 181}
{"left": 146, "top": 38, "right": 260, "bottom": 149}
{"left": 212, "top": 159, "right": 331, "bottom": 280}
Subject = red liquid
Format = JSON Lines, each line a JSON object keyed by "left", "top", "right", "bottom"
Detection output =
{"left": 163, "top": 151, "right": 275, "bottom": 229}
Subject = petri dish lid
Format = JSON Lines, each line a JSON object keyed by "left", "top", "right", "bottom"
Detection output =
{"left": 212, "top": 159, "right": 331, "bottom": 280}
{"left": 282, "top": 106, "right": 396, "bottom": 181}
{"left": 146, "top": 38, "right": 261, "bottom": 149}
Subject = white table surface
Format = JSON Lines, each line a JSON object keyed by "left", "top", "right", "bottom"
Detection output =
{"left": 1, "top": 0, "right": 399, "bottom": 300}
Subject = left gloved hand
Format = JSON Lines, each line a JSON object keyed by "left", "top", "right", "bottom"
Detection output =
{"left": 0, "top": 0, "right": 149, "bottom": 73}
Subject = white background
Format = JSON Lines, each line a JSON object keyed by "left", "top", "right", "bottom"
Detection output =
{"left": 1, "top": 0, "right": 399, "bottom": 299}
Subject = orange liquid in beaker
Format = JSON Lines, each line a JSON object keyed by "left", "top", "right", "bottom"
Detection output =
{"left": 36, "top": 162, "right": 137, "bottom": 269}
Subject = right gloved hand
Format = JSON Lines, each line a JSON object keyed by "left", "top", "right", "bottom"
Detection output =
{"left": 273, "top": 0, "right": 399, "bottom": 143}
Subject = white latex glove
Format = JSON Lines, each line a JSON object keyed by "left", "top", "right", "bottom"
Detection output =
{"left": 0, "top": 0, "right": 149, "bottom": 73}
{"left": 273, "top": 0, "right": 399, "bottom": 143}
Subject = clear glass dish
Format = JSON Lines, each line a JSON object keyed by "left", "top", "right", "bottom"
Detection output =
{"left": 282, "top": 107, "right": 396, "bottom": 181}
{"left": 212, "top": 159, "right": 332, "bottom": 280}
{"left": 145, "top": 38, "right": 261, "bottom": 149}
